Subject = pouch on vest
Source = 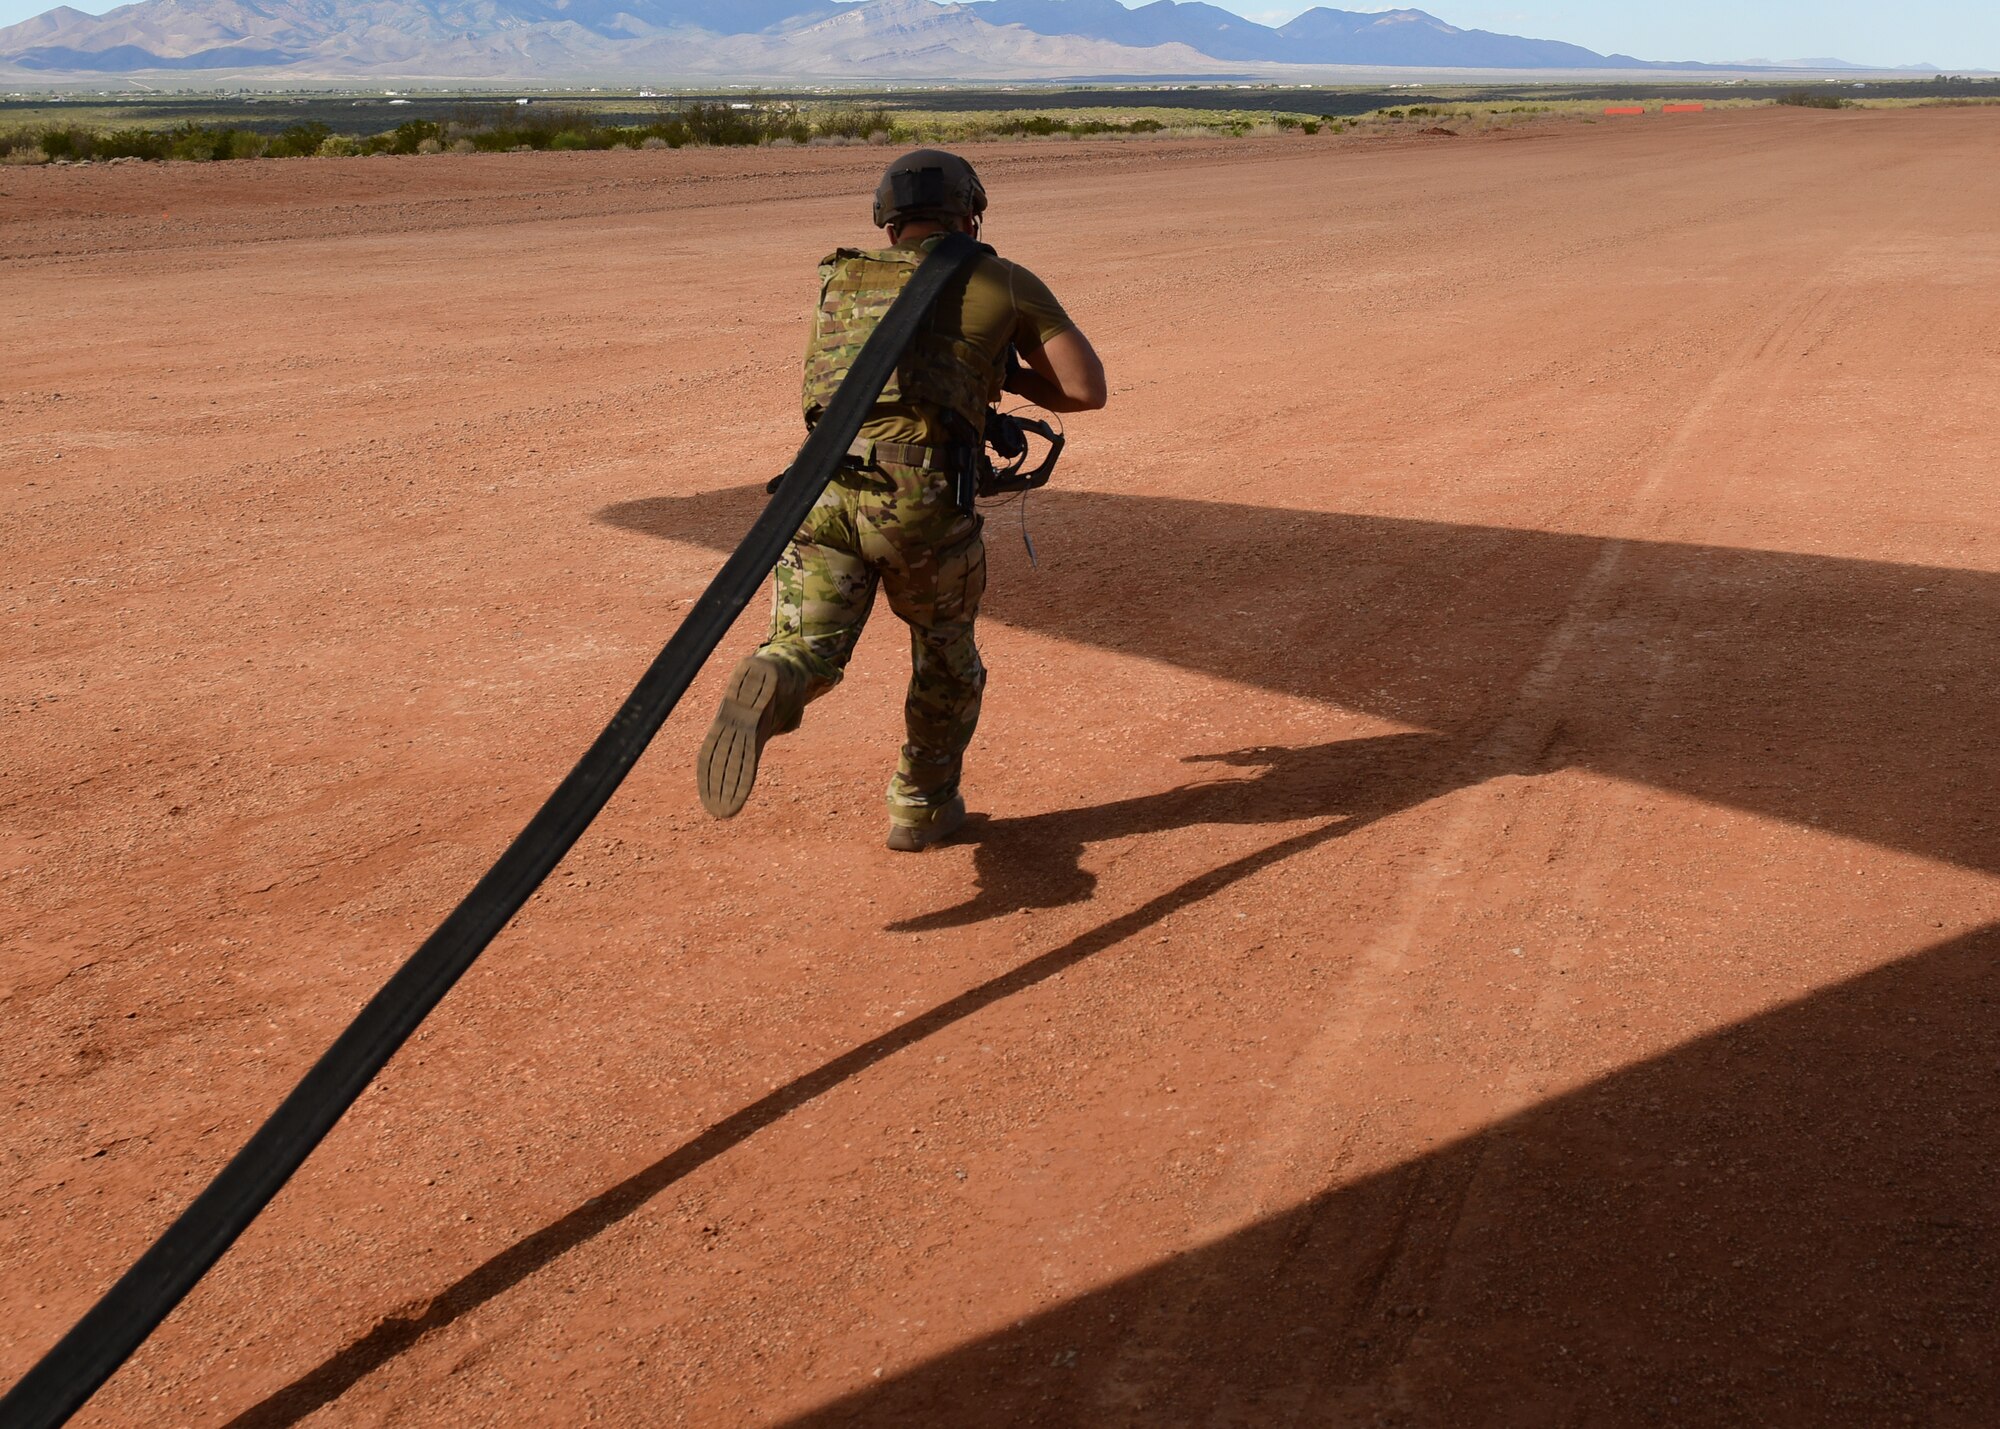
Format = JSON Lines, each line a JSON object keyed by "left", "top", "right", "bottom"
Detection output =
{"left": 801, "top": 240, "right": 999, "bottom": 444}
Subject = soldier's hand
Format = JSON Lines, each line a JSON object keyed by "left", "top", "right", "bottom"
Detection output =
{"left": 1001, "top": 343, "right": 1029, "bottom": 395}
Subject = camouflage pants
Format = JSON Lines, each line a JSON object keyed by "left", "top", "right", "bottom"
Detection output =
{"left": 756, "top": 460, "right": 988, "bottom": 822}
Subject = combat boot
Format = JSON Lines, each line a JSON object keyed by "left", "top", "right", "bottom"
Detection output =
{"left": 697, "top": 654, "right": 786, "bottom": 818}
{"left": 886, "top": 794, "right": 967, "bottom": 853}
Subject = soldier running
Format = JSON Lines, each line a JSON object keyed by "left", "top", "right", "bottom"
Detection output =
{"left": 697, "top": 149, "right": 1107, "bottom": 850}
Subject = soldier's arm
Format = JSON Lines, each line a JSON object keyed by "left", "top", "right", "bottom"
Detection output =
{"left": 997, "top": 261, "right": 1107, "bottom": 413}
{"left": 1008, "top": 328, "right": 1107, "bottom": 413}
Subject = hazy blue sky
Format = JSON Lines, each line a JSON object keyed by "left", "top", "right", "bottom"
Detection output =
{"left": 1, "top": 1, "right": 1994, "bottom": 69}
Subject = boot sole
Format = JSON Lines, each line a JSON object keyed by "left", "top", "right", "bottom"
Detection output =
{"left": 697, "top": 659, "right": 781, "bottom": 819}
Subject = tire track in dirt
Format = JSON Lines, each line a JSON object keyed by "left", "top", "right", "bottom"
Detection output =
{"left": 1076, "top": 259, "right": 1872, "bottom": 1420}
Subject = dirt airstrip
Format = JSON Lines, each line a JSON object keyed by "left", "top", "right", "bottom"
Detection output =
{"left": 3, "top": 108, "right": 1998, "bottom": 1426}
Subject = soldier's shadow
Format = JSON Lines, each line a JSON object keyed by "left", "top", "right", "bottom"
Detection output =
{"left": 895, "top": 732, "right": 1485, "bottom": 933}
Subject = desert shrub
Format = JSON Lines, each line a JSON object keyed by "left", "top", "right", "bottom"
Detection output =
{"left": 668, "top": 102, "right": 744, "bottom": 145}
{"left": 166, "top": 124, "right": 236, "bottom": 161}
{"left": 30, "top": 125, "right": 74, "bottom": 159}
{"left": 2, "top": 143, "right": 49, "bottom": 165}
{"left": 104, "top": 124, "right": 242, "bottom": 160}
{"left": 0, "top": 97, "right": 905, "bottom": 166}
{"left": 815, "top": 104, "right": 894, "bottom": 140}
{"left": 464, "top": 108, "right": 585, "bottom": 151}
{"left": 74, "top": 127, "right": 151, "bottom": 160}
{"left": 356, "top": 119, "right": 437, "bottom": 155}
{"left": 265, "top": 121, "right": 330, "bottom": 158}
{"left": 1778, "top": 89, "right": 1848, "bottom": 109}
{"left": 385, "top": 119, "right": 443, "bottom": 154}
{"left": 464, "top": 107, "right": 652, "bottom": 152}
{"left": 998, "top": 113, "right": 1069, "bottom": 136}
{"left": 34, "top": 123, "right": 183, "bottom": 160}
{"left": 985, "top": 114, "right": 1169, "bottom": 140}
{"left": 1300, "top": 121, "right": 1320, "bottom": 135}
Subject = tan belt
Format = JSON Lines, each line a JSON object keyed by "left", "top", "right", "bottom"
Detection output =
{"left": 845, "top": 436, "right": 953, "bottom": 472}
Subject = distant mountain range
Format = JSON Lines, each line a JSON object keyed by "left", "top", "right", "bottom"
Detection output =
{"left": 0, "top": 0, "right": 1853, "bottom": 80}
{"left": 973, "top": 1, "right": 1660, "bottom": 68}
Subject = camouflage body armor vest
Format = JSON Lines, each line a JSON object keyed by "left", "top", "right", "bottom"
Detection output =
{"left": 803, "top": 243, "right": 997, "bottom": 444}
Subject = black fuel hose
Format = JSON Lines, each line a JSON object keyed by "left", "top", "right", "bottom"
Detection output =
{"left": 0, "top": 233, "right": 984, "bottom": 1429}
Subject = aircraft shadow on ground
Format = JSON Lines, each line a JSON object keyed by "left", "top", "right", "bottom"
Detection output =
{"left": 611, "top": 486, "right": 1995, "bottom": 1420}
{"left": 228, "top": 777, "right": 1431, "bottom": 1428}
{"left": 601, "top": 484, "right": 1999, "bottom": 881}
{"left": 224, "top": 488, "right": 1996, "bottom": 1423}
{"left": 232, "top": 918, "right": 2000, "bottom": 1424}
{"left": 783, "top": 921, "right": 2000, "bottom": 1425}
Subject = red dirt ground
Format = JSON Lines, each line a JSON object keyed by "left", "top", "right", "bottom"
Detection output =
{"left": 4, "top": 108, "right": 1997, "bottom": 1427}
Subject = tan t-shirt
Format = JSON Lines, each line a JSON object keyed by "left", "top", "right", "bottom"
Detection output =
{"left": 848, "top": 242, "right": 1075, "bottom": 448}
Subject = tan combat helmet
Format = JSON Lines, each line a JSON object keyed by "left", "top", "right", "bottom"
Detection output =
{"left": 872, "top": 149, "right": 988, "bottom": 229}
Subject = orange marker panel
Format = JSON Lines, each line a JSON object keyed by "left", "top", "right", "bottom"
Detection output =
{"left": 1604, "top": 106, "right": 1647, "bottom": 116}
{"left": 1664, "top": 103, "right": 1707, "bottom": 114}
